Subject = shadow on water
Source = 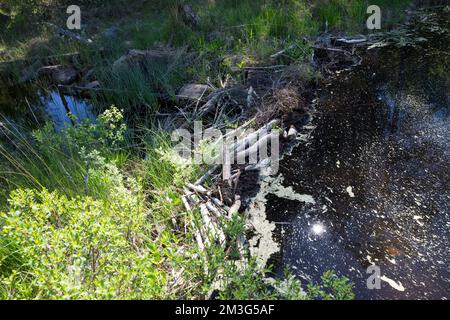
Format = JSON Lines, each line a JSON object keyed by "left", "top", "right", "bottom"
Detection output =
{"left": 256, "top": 6, "right": 449, "bottom": 299}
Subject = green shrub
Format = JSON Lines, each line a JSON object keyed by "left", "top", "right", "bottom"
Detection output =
{"left": 0, "top": 183, "right": 171, "bottom": 299}
{"left": 307, "top": 270, "right": 355, "bottom": 300}
{"left": 0, "top": 106, "right": 128, "bottom": 202}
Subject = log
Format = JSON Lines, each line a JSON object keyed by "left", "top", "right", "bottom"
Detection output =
{"left": 270, "top": 44, "right": 296, "bottom": 60}
{"left": 335, "top": 36, "right": 367, "bottom": 45}
{"left": 44, "top": 22, "right": 93, "bottom": 44}
{"left": 228, "top": 195, "right": 241, "bottom": 217}
{"left": 206, "top": 201, "right": 228, "bottom": 221}
{"left": 200, "top": 204, "right": 226, "bottom": 246}
{"left": 187, "top": 183, "right": 209, "bottom": 195}
{"left": 177, "top": 84, "right": 211, "bottom": 102}
{"left": 194, "top": 165, "right": 220, "bottom": 186}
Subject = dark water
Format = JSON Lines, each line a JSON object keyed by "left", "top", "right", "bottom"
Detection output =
{"left": 263, "top": 7, "right": 449, "bottom": 299}
{"left": 0, "top": 84, "right": 94, "bottom": 130}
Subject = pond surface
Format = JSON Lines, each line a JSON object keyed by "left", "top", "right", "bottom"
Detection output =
{"left": 249, "top": 7, "right": 449, "bottom": 299}
{"left": 0, "top": 84, "right": 94, "bottom": 130}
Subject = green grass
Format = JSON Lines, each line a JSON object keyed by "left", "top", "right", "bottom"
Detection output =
{"left": 0, "top": 0, "right": 420, "bottom": 300}
{"left": 312, "top": 0, "right": 413, "bottom": 32}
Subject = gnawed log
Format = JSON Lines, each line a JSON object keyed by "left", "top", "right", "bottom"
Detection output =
{"left": 228, "top": 195, "right": 241, "bottom": 217}
{"left": 187, "top": 183, "right": 209, "bottom": 195}
{"left": 200, "top": 204, "right": 226, "bottom": 246}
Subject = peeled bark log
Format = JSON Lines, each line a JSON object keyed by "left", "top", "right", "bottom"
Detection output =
{"left": 187, "top": 183, "right": 209, "bottom": 195}
{"left": 228, "top": 195, "right": 241, "bottom": 217}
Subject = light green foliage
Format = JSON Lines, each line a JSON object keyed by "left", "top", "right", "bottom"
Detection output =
{"left": 0, "top": 0, "right": 373, "bottom": 300}
{"left": 313, "top": 0, "right": 413, "bottom": 32}
{"left": 216, "top": 260, "right": 353, "bottom": 300}
{"left": 307, "top": 270, "right": 355, "bottom": 300}
{"left": 0, "top": 106, "right": 128, "bottom": 201}
{"left": 0, "top": 185, "right": 169, "bottom": 299}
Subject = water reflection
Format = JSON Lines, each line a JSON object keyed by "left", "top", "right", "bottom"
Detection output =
{"left": 0, "top": 83, "right": 94, "bottom": 131}
{"left": 257, "top": 7, "right": 450, "bottom": 299}
{"left": 311, "top": 222, "right": 326, "bottom": 237}
{"left": 42, "top": 90, "right": 94, "bottom": 131}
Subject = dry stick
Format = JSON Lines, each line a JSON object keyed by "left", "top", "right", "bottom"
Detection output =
{"left": 57, "top": 87, "right": 76, "bottom": 126}
{"left": 270, "top": 44, "right": 296, "bottom": 60}
{"left": 182, "top": 193, "right": 206, "bottom": 251}
{"left": 206, "top": 201, "right": 226, "bottom": 220}
{"left": 195, "top": 90, "right": 224, "bottom": 119}
{"left": 200, "top": 204, "right": 225, "bottom": 247}
{"left": 185, "top": 191, "right": 211, "bottom": 248}
{"left": 228, "top": 195, "right": 241, "bottom": 218}
{"left": 235, "top": 132, "right": 279, "bottom": 166}
{"left": 212, "top": 196, "right": 227, "bottom": 210}
{"left": 217, "top": 186, "right": 224, "bottom": 204}
{"left": 242, "top": 65, "right": 286, "bottom": 70}
{"left": 232, "top": 169, "right": 241, "bottom": 196}
{"left": 335, "top": 36, "right": 367, "bottom": 45}
{"left": 187, "top": 183, "right": 209, "bottom": 195}
{"left": 194, "top": 165, "right": 220, "bottom": 186}
{"left": 227, "top": 119, "right": 279, "bottom": 153}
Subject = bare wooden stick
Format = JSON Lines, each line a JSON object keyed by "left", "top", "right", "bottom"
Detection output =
{"left": 181, "top": 195, "right": 192, "bottom": 211}
{"left": 270, "top": 44, "right": 296, "bottom": 60}
{"left": 200, "top": 204, "right": 226, "bottom": 246}
{"left": 228, "top": 195, "right": 241, "bottom": 217}
{"left": 194, "top": 165, "right": 220, "bottom": 186}
{"left": 206, "top": 201, "right": 226, "bottom": 220}
{"left": 187, "top": 183, "right": 209, "bottom": 195}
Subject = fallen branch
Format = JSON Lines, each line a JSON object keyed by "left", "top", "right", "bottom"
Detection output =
{"left": 44, "top": 22, "right": 93, "bottom": 44}
{"left": 270, "top": 44, "right": 296, "bottom": 60}
{"left": 194, "top": 165, "right": 220, "bottom": 186}
{"left": 228, "top": 195, "right": 241, "bottom": 217}
{"left": 187, "top": 183, "right": 209, "bottom": 195}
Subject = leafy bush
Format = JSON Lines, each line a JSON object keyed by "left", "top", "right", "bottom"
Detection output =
{"left": 307, "top": 270, "right": 355, "bottom": 300}
{"left": 0, "top": 106, "right": 128, "bottom": 201}
{"left": 216, "top": 260, "right": 354, "bottom": 300}
{"left": 0, "top": 182, "right": 172, "bottom": 299}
